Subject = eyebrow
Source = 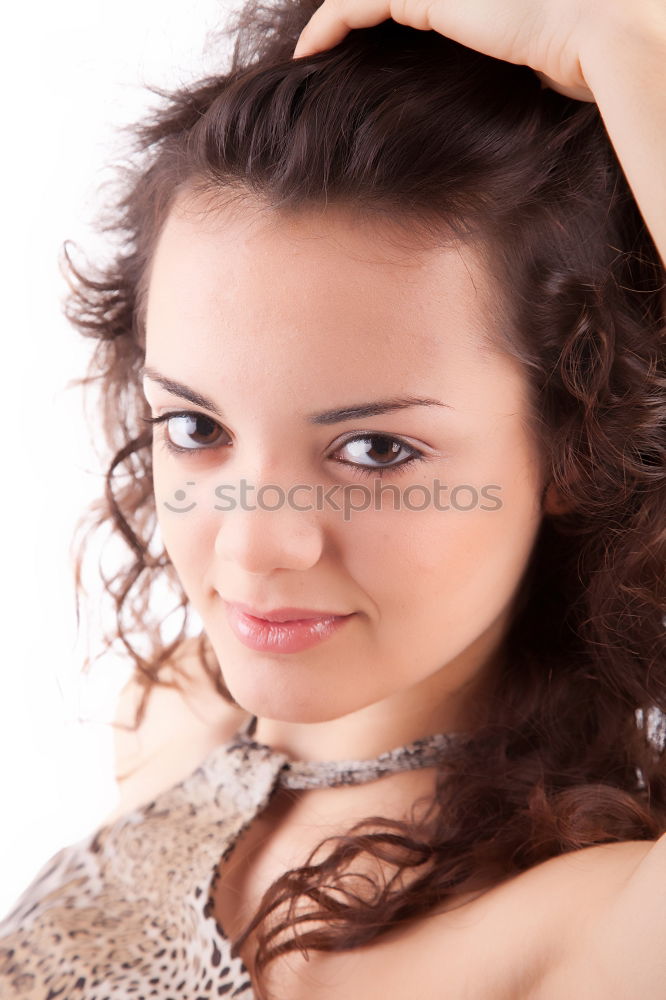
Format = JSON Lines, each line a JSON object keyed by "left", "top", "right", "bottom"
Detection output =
{"left": 139, "top": 365, "right": 453, "bottom": 424}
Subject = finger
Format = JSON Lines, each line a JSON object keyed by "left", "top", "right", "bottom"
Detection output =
{"left": 535, "top": 70, "right": 596, "bottom": 103}
{"left": 293, "top": 0, "right": 391, "bottom": 58}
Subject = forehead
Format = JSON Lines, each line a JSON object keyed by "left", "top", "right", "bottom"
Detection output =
{"left": 144, "top": 190, "right": 504, "bottom": 373}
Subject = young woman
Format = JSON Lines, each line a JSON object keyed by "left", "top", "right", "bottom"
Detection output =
{"left": 1, "top": 0, "right": 664, "bottom": 997}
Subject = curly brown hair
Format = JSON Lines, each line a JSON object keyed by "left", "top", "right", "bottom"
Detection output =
{"left": 63, "top": 1, "right": 666, "bottom": 996}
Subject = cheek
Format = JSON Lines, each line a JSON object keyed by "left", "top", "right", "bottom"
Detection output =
{"left": 153, "top": 463, "right": 216, "bottom": 581}
{"left": 346, "top": 469, "right": 543, "bottom": 625}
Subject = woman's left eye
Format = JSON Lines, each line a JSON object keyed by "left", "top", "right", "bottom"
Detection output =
{"left": 141, "top": 412, "right": 425, "bottom": 479}
{"left": 332, "top": 434, "right": 424, "bottom": 478}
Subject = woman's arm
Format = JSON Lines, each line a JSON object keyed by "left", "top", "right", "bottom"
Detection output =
{"left": 561, "top": 830, "right": 666, "bottom": 998}
{"left": 293, "top": 0, "right": 666, "bottom": 267}
{"left": 579, "top": 5, "right": 666, "bottom": 268}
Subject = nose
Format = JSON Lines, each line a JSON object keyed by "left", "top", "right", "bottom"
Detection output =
{"left": 213, "top": 478, "right": 326, "bottom": 573}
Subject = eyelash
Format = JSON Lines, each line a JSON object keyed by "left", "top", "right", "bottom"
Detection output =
{"left": 140, "top": 411, "right": 425, "bottom": 479}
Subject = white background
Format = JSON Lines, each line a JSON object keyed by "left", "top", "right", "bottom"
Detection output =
{"left": 0, "top": 0, "right": 237, "bottom": 918}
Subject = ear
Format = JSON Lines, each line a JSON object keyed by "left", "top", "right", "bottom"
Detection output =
{"left": 542, "top": 479, "right": 574, "bottom": 516}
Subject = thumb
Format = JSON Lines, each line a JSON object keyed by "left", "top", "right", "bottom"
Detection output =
{"left": 534, "top": 69, "right": 596, "bottom": 103}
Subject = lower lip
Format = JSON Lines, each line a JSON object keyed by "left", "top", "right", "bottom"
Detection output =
{"left": 224, "top": 604, "right": 355, "bottom": 653}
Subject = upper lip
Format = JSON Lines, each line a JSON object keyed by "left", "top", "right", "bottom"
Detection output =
{"left": 224, "top": 600, "right": 351, "bottom": 622}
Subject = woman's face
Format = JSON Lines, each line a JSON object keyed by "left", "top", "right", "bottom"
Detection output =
{"left": 142, "top": 191, "right": 552, "bottom": 754}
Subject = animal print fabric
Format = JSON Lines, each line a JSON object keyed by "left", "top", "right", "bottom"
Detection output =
{"left": 0, "top": 732, "right": 291, "bottom": 999}
{"left": 0, "top": 717, "right": 460, "bottom": 998}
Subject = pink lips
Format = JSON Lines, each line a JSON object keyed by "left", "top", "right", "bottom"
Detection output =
{"left": 224, "top": 601, "right": 355, "bottom": 653}
{"left": 227, "top": 601, "right": 349, "bottom": 622}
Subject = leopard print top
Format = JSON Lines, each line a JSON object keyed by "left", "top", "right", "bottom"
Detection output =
{"left": 0, "top": 715, "right": 461, "bottom": 999}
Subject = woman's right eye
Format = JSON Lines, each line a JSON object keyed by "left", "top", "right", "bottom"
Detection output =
{"left": 141, "top": 412, "right": 228, "bottom": 454}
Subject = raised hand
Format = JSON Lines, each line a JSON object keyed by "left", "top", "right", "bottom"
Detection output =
{"left": 291, "top": 0, "right": 626, "bottom": 101}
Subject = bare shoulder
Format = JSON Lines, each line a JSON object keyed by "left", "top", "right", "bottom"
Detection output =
{"left": 103, "top": 637, "right": 250, "bottom": 824}
{"left": 404, "top": 836, "right": 660, "bottom": 1000}
{"left": 272, "top": 836, "right": 661, "bottom": 1000}
{"left": 535, "top": 831, "right": 666, "bottom": 999}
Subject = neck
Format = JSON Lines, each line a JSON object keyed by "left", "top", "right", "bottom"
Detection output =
{"left": 251, "top": 656, "right": 499, "bottom": 763}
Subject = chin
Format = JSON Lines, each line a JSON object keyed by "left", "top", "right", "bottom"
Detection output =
{"left": 220, "top": 661, "right": 357, "bottom": 725}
